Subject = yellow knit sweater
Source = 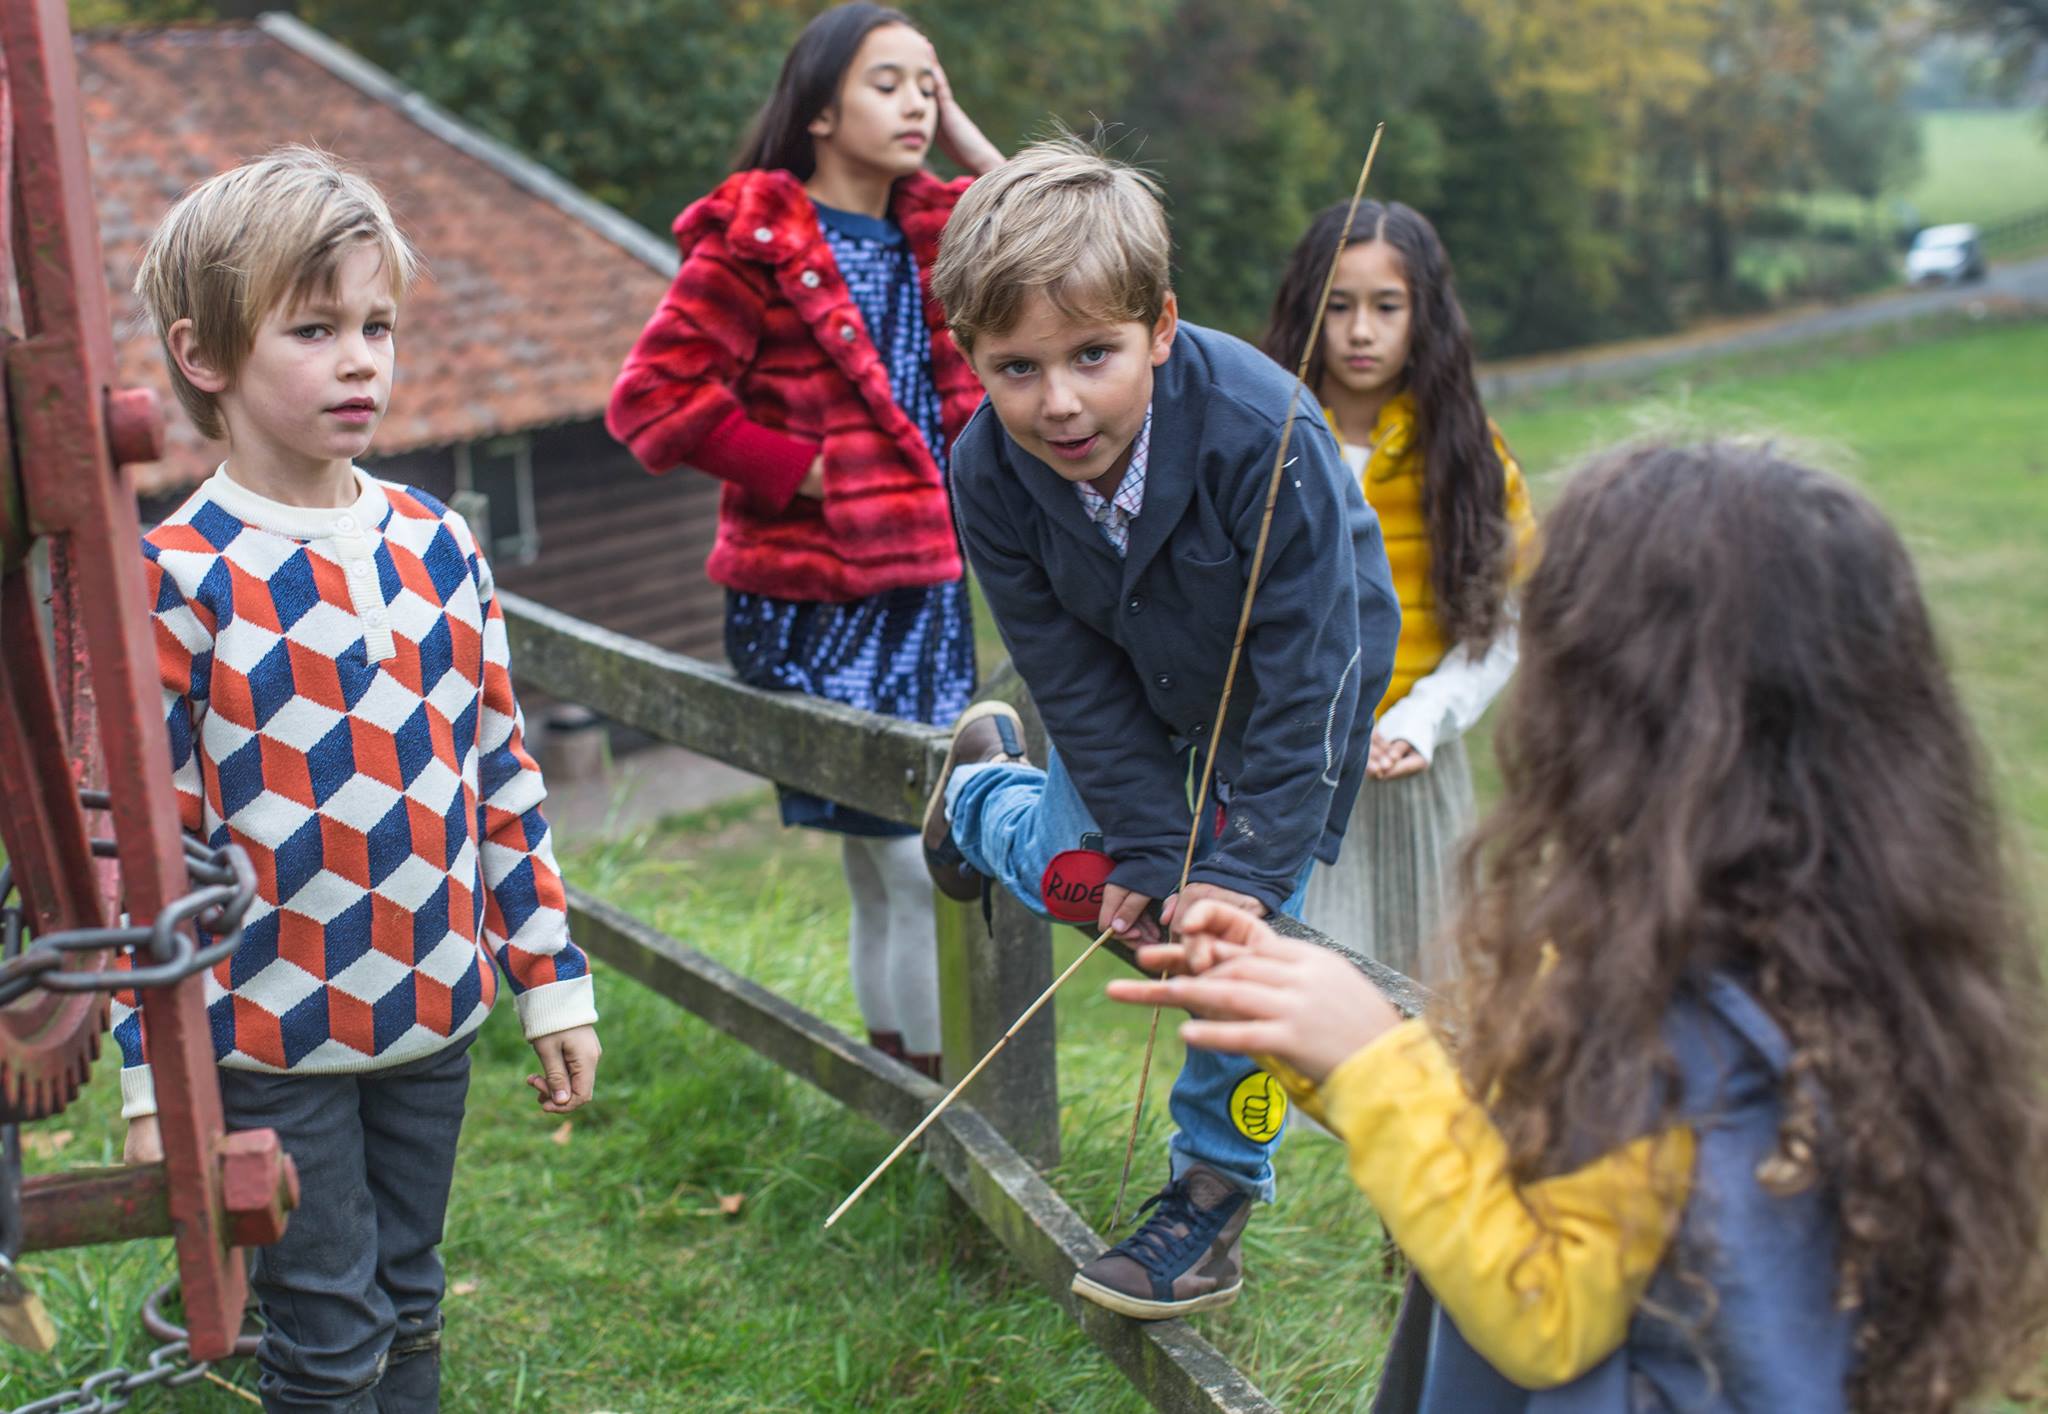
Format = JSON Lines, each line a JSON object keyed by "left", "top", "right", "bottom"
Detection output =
{"left": 1329, "top": 393, "right": 1536, "bottom": 719}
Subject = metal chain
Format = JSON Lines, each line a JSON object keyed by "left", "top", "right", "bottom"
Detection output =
{"left": 9, "top": 1339, "right": 217, "bottom": 1414}
{"left": 0, "top": 790, "right": 254, "bottom": 1008}
{"left": 1, "top": 795, "right": 258, "bottom": 1410}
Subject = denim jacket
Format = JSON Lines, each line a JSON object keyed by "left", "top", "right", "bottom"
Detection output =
{"left": 1393, "top": 974, "right": 1855, "bottom": 1412}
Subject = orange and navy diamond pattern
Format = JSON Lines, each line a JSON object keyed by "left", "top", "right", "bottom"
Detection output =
{"left": 114, "top": 474, "right": 591, "bottom": 1084}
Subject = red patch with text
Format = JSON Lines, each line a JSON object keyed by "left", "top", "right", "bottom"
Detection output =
{"left": 1040, "top": 849, "right": 1116, "bottom": 924}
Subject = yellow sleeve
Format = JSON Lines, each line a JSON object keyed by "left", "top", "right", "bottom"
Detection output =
{"left": 1492, "top": 427, "right": 1538, "bottom": 582}
{"left": 1269, "top": 1021, "right": 1694, "bottom": 1389}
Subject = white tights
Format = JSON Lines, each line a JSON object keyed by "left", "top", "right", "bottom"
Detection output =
{"left": 840, "top": 834, "right": 942, "bottom": 1055}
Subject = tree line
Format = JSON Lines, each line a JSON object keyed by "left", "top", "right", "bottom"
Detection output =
{"left": 76, "top": 0, "right": 1979, "bottom": 353}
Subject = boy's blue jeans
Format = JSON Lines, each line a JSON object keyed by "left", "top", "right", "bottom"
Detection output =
{"left": 218, "top": 1034, "right": 473, "bottom": 1412}
{"left": 947, "top": 749, "right": 1310, "bottom": 1203}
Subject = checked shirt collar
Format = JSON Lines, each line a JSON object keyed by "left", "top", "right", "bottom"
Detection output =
{"left": 1071, "top": 406, "right": 1152, "bottom": 559}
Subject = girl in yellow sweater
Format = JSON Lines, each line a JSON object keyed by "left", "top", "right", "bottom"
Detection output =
{"left": 1260, "top": 200, "right": 1534, "bottom": 983}
{"left": 1108, "top": 440, "right": 2048, "bottom": 1411}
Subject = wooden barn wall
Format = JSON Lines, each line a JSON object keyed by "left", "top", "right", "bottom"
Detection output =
{"left": 367, "top": 420, "right": 727, "bottom": 665}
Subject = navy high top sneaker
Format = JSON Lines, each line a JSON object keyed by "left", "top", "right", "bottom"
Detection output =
{"left": 1071, "top": 1164, "right": 1251, "bottom": 1318}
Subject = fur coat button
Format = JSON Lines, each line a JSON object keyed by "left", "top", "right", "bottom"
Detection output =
{"left": 801, "top": 270, "right": 822, "bottom": 288}
{"left": 753, "top": 226, "right": 773, "bottom": 243}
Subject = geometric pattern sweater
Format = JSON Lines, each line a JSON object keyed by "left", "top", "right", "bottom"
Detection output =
{"left": 114, "top": 469, "right": 596, "bottom": 1119}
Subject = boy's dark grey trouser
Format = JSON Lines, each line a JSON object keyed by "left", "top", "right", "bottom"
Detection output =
{"left": 218, "top": 1034, "right": 473, "bottom": 1413}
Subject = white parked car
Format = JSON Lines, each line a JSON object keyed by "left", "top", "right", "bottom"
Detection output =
{"left": 1905, "top": 224, "right": 1987, "bottom": 285}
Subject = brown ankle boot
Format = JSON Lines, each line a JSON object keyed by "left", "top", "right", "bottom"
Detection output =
{"left": 904, "top": 1052, "right": 943, "bottom": 1082}
{"left": 867, "top": 1030, "right": 905, "bottom": 1061}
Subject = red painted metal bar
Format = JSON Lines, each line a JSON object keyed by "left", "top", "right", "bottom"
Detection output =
{"left": 0, "top": 0, "right": 286, "bottom": 1360}
{"left": 15, "top": 1130, "right": 298, "bottom": 1256}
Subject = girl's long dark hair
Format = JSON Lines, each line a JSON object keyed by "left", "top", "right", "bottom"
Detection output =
{"left": 1261, "top": 200, "right": 1510, "bottom": 648}
{"left": 1450, "top": 439, "right": 2048, "bottom": 1411}
{"left": 734, "top": 4, "right": 915, "bottom": 179}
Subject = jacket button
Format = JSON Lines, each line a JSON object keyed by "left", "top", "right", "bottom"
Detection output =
{"left": 1154, "top": 673, "right": 1173, "bottom": 690}
{"left": 801, "top": 270, "right": 821, "bottom": 288}
{"left": 1127, "top": 595, "right": 1143, "bottom": 614}
{"left": 839, "top": 324, "right": 856, "bottom": 341}
{"left": 1191, "top": 721, "right": 1209, "bottom": 737}
{"left": 753, "top": 226, "right": 773, "bottom": 243}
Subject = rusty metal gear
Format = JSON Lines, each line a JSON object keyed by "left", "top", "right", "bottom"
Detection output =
{"left": 0, "top": 866, "right": 109, "bottom": 1124}
{"left": 0, "top": 829, "right": 254, "bottom": 1123}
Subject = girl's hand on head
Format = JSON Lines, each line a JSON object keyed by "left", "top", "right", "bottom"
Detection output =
{"left": 795, "top": 455, "right": 825, "bottom": 500}
{"left": 1107, "top": 900, "right": 1404, "bottom": 1083}
{"left": 923, "top": 38, "right": 1004, "bottom": 175}
{"left": 1368, "top": 731, "right": 1428, "bottom": 780}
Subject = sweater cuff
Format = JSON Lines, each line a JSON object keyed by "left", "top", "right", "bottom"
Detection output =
{"left": 121, "top": 1065, "right": 159, "bottom": 1121}
{"left": 513, "top": 975, "right": 599, "bottom": 1041}
{"left": 693, "top": 408, "right": 819, "bottom": 511}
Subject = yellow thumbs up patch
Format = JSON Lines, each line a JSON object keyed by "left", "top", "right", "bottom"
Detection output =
{"left": 1230, "top": 1070, "right": 1288, "bottom": 1144}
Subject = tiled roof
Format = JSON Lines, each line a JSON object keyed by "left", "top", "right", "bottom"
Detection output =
{"left": 77, "top": 17, "right": 678, "bottom": 495}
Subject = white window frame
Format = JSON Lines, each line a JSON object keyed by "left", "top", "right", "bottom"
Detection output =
{"left": 453, "top": 434, "right": 539, "bottom": 564}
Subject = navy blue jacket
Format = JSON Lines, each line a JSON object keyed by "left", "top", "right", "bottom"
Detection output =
{"left": 1393, "top": 974, "right": 1855, "bottom": 1412}
{"left": 949, "top": 322, "right": 1399, "bottom": 909}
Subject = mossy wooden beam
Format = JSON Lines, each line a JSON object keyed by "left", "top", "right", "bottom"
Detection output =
{"left": 502, "top": 591, "right": 941, "bottom": 825}
{"left": 935, "top": 889, "right": 1060, "bottom": 1169}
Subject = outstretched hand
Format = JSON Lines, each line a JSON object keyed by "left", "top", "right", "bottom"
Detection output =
{"left": 1106, "top": 901, "right": 1403, "bottom": 1084}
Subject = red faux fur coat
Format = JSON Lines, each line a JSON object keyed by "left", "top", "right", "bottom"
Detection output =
{"left": 606, "top": 169, "right": 982, "bottom": 602}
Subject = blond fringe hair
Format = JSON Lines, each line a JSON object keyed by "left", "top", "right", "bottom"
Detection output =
{"left": 134, "top": 145, "right": 419, "bottom": 440}
{"left": 933, "top": 134, "right": 1171, "bottom": 352}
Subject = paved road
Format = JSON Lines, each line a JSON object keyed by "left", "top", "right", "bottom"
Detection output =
{"left": 1481, "top": 254, "right": 2048, "bottom": 400}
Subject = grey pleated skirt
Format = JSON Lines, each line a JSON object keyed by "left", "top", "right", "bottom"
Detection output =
{"left": 1302, "top": 734, "right": 1475, "bottom": 986}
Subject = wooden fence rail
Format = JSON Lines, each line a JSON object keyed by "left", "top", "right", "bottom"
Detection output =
{"left": 503, "top": 591, "right": 1422, "bottom": 1412}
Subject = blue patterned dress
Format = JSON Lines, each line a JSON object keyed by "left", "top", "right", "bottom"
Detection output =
{"left": 725, "top": 200, "right": 976, "bottom": 836}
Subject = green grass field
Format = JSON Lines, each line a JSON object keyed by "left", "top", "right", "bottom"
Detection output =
{"left": 4, "top": 316, "right": 2045, "bottom": 1410}
{"left": 1800, "top": 107, "right": 2048, "bottom": 240}
{"left": 1492, "top": 314, "right": 2048, "bottom": 883}
{"left": 1911, "top": 109, "right": 2048, "bottom": 228}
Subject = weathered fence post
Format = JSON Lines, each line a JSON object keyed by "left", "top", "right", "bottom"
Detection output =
{"left": 935, "top": 889, "right": 1060, "bottom": 1169}
{"left": 932, "top": 669, "right": 1060, "bottom": 1168}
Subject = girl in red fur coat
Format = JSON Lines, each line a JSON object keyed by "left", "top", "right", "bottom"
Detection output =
{"left": 609, "top": 4, "right": 1003, "bottom": 1078}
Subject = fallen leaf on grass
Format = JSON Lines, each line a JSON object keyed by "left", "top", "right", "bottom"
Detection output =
{"left": 450, "top": 1280, "right": 479, "bottom": 1297}
{"left": 717, "top": 1193, "right": 744, "bottom": 1217}
{"left": 21, "top": 1130, "right": 72, "bottom": 1158}
{"left": 551, "top": 1121, "right": 573, "bottom": 1146}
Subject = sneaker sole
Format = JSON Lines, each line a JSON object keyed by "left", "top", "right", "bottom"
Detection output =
{"left": 921, "top": 702, "right": 1028, "bottom": 900}
{"left": 1068, "top": 1272, "right": 1243, "bottom": 1321}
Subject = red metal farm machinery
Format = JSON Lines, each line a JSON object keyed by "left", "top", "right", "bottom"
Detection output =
{"left": 0, "top": 0, "right": 298, "bottom": 1398}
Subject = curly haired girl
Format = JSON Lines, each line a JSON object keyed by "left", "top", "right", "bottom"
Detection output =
{"left": 1111, "top": 438, "right": 2048, "bottom": 1411}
